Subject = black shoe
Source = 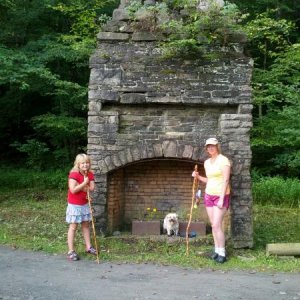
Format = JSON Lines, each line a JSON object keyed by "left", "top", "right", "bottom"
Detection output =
{"left": 214, "top": 255, "right": 227, "bottom": 263}
{"left": 211, "top": 252, "right": 218, "bottom": 260}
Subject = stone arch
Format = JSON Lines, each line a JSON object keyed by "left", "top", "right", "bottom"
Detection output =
{"left": 97, "top": 140, "right": 206, "bottom": 175}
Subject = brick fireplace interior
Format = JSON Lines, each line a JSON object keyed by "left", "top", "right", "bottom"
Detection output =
{"left": 107, "top": 159, "right": 207, "bottom": 232}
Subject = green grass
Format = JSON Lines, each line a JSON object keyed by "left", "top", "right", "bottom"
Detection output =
{"left": 252, "top": 176, "right": 300, "bottom": 208}
{"left": 0, "top": 166, "right": 68, "bottom": 191}
{"left": 0, "top": 189, "right": 67, "bottom": 252}
{"left": 1, "top": 188, "right": 300, "bottom": 272}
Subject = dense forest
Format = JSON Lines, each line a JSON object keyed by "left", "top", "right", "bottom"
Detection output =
{"left": 0, "top": 0, "right": 299, "bottom": 177}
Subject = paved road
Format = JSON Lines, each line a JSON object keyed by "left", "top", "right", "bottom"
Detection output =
{"left": 1, "top": 246, "right": 300, "bottom": 300}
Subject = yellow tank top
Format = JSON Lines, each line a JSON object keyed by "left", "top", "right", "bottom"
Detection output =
{"left": 204, "top": 154, "right": 231, "bottom": 196}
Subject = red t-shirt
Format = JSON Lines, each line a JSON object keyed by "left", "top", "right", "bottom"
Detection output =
{"left": 67, "top": 171, "right": 95, "bottom": 205}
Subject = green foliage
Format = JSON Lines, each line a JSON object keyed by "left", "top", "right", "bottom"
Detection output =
{"left": 126, "top": 1, "right": 170, "bottom": 32}
{"left": 238, "top": 5, "right": 299, "bottom": 177}
{"left": 253, "top": 205, "right": 300, "bottom": 248}
{"left": 251, "top": 44, "right": 300, "bottom": 176}
{"left": 139, "top": 207, "right": 165, "bottom": 221}
{"left": 0, "top": 0, "right": 117, "bottom": 165}
{"left": 162, "top": 39, "right": 207, "bottom": 59}
{"left": 252, "top": 176, "right": 300, "bottom": 208}
{"left": 51, "top": 0, "right": 117, "bottom": 37}
{"left": 243, "top": 11, "right": 296, "bottom": 68}
{"left": 0, "top": 167, "right": 67, "bottom": 190}
{"left": 11, "top": 139, "right": 50, "bottom": 170}
{"left": 0, "top": 0, "right": 56, "bottom": 46}
{"left": 125, "top": 0, "right": 144, "bottom": 17}
{"left": 159, "top": 1, "right": 245, "bottom": 59}
{"left": 230, "top": 0, "right": 300, "bottom": 28}
{"left": 0, "top": 45, "right": 49, "bottom": 90}
{"left": 125, "top": 0, "right": 245, "bottom": 59}
{"left": 31, "top": 114, "right": 87, "bottom": 162}
{"left": 0, "top": 0, "right": 300, "bottom": 179}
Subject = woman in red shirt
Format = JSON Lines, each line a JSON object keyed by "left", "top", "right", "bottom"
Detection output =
{"left": 66, "top": 154, "right": 97, "bottom": 261}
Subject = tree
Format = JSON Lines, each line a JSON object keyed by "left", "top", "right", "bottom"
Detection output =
{"left": 243, "top": 12, "right": 295, "bottom": 70}
{"left": 251, "top": 44, "right": 300, "bottom": 176}
{"left": 231, "top": 0, "right": 300, "bottom": 28}
{"left": 0, "top": 0, "right": 117, "bottom": 168}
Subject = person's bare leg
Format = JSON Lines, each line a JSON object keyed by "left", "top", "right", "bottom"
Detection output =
{"left": 81, "top": 221, "right": 92, "bottom": 250}
{"left": 206, "top": 207, "right": 217, "bottom": 247}
{"left": 68, "top": 223, "right": 78, "bottom": 252}
{"left": 211, "top": 206, "right": 227, "bottom": 248}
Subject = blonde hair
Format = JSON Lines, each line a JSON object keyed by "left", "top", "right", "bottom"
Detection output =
{"left": 71, "top": 153, "right": 91, "bottom": 172}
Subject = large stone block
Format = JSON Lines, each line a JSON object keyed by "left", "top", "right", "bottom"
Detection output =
{"left": 112, "top": 9, "right": 130, "bottom": 21}
{"left": 132, "top": 220, "right": 161, "bottom": 235}
{"left": 162, "top": 140, "right": 177, "bottom": 157}
{"left": 132, "top": 32, "right": 160, "bottom": 41}
{"left": 120, "top": 93, "right": 146, "bottom": 104}
{"left": 179, "top": 221, "right": 206, "bottom": 236}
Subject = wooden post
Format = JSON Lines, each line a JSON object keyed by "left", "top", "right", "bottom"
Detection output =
{"left": 266, "top": 243, "right": 300, "bottom": 256}
{"left": 186, "top": 165, "right": 198, "bottom": 256}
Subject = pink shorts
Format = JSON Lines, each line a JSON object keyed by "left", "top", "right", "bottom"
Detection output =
{"left": 204, "top": 193, "right": 230, "bottom": 209}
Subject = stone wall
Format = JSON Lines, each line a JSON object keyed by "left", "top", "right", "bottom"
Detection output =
{"left": 87, "top": 0, "right": 254, "bottom": 248}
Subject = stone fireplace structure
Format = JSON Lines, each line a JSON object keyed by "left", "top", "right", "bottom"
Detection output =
{"left": 87, "top": 0, "right": 254, "bottom": 248}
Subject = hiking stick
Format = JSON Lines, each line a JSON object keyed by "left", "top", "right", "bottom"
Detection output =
{"left": 86, "top": 173, "right": 100, "bottom": 264}
{"left": 186, "top": 164, "right": 198, "bottom": 256}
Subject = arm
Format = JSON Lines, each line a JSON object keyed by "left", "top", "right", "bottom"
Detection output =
{"left": 192, "top": 171, "right": 208, "bottom": 184}
{"left": 68, "top": 176, "right": 89, "bottom": 194}
{"left": 89, "top": 180, "right": 95, "bottom": 192}
{"left": 197, "top": 174, "right": 208, "bottom": 184}
{"left": 217, "top": 165, "right": 230, "bottom": 207}
{"left": 220, "top": 165, "right": 230, "bottom": 196}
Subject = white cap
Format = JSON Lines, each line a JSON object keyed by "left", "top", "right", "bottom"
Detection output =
{"left": 205, "top": 138, "right": 219, "bottom": 146}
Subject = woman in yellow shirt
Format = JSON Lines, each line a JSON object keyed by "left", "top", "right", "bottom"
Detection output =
{"left": 192, "top": 138, "right": 231, "bottom": 263}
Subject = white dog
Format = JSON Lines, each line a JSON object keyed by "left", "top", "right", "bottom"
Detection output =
{"left": 163, "top": 213, "right": 179, "bottom": 237}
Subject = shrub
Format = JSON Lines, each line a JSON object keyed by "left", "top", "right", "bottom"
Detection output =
{"left": 125, "top": 0, "right": 246, "bottom": 60}
{"left": 0, "top": 167, "right": 68, "bottom": 191}
{"left": 252, "top": 176, "right": 300, "bottom": 208}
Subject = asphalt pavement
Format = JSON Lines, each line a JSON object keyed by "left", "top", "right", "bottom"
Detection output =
{"left": 1, "top": 245, "right": 300, "bottom": 300}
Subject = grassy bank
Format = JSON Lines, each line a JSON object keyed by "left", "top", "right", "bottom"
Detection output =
{"left": 0, "top": 187, "right": 300, "bottom": 272}
{"left": 252, "top": 176, "right": 300, "bottom": 208}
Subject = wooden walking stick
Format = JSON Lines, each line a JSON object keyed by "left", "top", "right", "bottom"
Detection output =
{"left": 86, "top": 173, "right": 100, "bottom": 264}
{"left": 186, "top": 164, "right": 198, "bottom": 256}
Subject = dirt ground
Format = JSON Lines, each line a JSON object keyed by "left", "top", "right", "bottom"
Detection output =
{"left": 1, "top": 245, "right": 300, "bottom": 300}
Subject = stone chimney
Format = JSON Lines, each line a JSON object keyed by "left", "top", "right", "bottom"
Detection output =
{"left": 88, "top": 0, "right": 254, "bottom": 248}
